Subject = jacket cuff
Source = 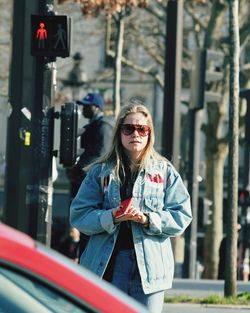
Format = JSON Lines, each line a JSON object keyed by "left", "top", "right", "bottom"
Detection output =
{"left": 100, "top": 210, "right": 118, "bottom": 234}
{"left": 144, "top": 212, "right": 162, "bottom": 235}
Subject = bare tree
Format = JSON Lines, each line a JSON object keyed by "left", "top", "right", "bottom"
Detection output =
{"left": 58, "top": 0, "right": 250, "bottom": 278}
{"left": 58, "top": 0, "right": 148, "bottom": 115}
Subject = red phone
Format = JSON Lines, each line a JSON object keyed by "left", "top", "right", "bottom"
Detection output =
{"left": 115, "top": 198, "right": 133, "bottom": 218}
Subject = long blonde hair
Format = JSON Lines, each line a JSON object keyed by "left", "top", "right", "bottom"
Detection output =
{"left": 86, "top": 98, "right": 165, "bottom": 182}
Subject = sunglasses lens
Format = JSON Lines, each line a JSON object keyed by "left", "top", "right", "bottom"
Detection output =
{"left": 121, "top": 125, "right": 134, "bottom": 135}
{"left": 121, "top": 124, "right": 150, "bottom": 137}
{"left": 137, "top": 126, "right": 148, "bottom": 136}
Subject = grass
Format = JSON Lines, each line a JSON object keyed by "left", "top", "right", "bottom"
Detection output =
{"left": 164, "top": 292, "right": 250, "bottom": 305}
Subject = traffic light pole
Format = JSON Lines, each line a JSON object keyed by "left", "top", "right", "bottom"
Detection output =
{"left": 3, "top": 0, "right": 34, "bottom": 232}
{"left": 239, "top": 89, "right": 250, "bottom": 280}
{"left": 162, "top": 0, "right": 183, "bottom": 168}
{"left": 161, "top": 0, "right": 184, "bottom": 279}
{"left": 183, "top": 48, "right": 224, "bottom": 278}
{"left": 28, "top": 0, "right": 55, "bottom": 246}
{"left": 28, "top": 57, "right": 54, "bottom": 245}
{"left": 182, "top": 49, "right": 206, "bottom": 278}
{"left": 3, "top": 0, "right": 55, "bottom": 246}
{"left": 183, "top": 108, "right": 203, "bottom": 278}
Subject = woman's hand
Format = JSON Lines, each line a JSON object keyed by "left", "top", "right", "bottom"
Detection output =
{"left": 112, "top": 206, "right": 149, "bottom": 226}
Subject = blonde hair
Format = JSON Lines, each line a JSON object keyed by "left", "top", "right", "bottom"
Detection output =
{"left": 86, "top": 98, "right": 165, "bottom": 182}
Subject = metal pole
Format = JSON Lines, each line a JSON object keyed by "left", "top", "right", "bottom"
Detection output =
{"left": 28, "top": 0, "right": 55, "bottom": 246}
{"left": 183, "top": 109, "right": 202, "bottom": 278}
{"left": 183, "top": 49, "right": 207, "bottom": 278}
{"left": 3, "top": 0, "right": 54, "bottom": 246}
{"left": 239, "top": 89, "right": 250, "bottom": 281}
{"left": 162, "top": 0, "right": 183, "bottom": 169}
{"left": 3, "top": 0, "right": 38, "bottom": 232}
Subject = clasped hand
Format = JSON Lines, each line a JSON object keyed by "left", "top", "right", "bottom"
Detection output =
{"left": 112, "top": 206, "right": 148, "bottom": 225}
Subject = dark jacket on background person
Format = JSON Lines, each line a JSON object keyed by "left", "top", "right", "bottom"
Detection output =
{"left": 68, "top": 112, "right": 114, "bottom": 198}
{"left": 78, "top": 112, "right": 114, "bottom": 171}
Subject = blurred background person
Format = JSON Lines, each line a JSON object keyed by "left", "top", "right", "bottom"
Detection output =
{"left": 67, "top": 92, "right": 114, "bottom": 254}
{"left": 59, "top": 227, "right": 80, "bottom": 263}
{"left": 67, "top": 92, "right": 114, "bottom": 199}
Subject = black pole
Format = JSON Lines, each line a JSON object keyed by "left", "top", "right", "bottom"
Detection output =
{"left": 3, "top": 0, "right": 54, "bottom": 246}
{"left": 28, "top": 57, "right": 54, "bottom": 245}
{"left": 3, "top": 0, "right": 38, "bottom": 232}
{"left": 28, "top": 0, "right": 55, "bottom": 245}
{"left": 183, "top": 49, "right": 206, "bottom": 278}
{"left": 183, "top": 109, "right": 202, "bottom": 278}
{"left": 162, "top": 0, "right": 183, "bottom": 169}
{"left": 239, "top": 89, "right": 250, "bottom": 279}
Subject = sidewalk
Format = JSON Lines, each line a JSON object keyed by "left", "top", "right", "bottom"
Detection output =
{"left": 162, "top": 279, "right": 250, "bottom": 313}
{"left": 163, "top": 303, "right": 250, "bottom": 313}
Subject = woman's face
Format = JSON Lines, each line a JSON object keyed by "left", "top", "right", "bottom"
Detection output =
{"left": 120, "top": 112, "right": 150, "bottom": 160}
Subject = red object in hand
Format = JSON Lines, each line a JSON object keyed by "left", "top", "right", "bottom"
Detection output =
{"left": 115, "top": 198, "right": 133, "bottom": 218}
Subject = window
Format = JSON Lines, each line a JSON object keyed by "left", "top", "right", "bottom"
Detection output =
{"left": 0, "top": 267, "right": 94, "bottom": 313}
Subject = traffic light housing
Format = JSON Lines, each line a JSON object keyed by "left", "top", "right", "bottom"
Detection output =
{"left": 31, "top": 15, "right": 71, "bottom": 57}
{"left": 239, "top": 89, "right": 250, "bottom": 144}
{"left": 203, "top": 198, "right": 213, "bottom": 226}
{"left": 59, "top": 102, "right": 78, "bottom": 167}
{"left": 189, "top": 48, "right": 224, "bottom": 110}
{"left": 238, "top": 189, "right": 250, "bottom": 206}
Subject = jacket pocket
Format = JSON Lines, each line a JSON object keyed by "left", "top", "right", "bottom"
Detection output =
{"left": 144, "top": 197, "right": 161, "bottom": 212}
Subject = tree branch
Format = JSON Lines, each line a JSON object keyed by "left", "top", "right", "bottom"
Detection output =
{"left": 106, "top": 48, "right": 163, "bottom": 87}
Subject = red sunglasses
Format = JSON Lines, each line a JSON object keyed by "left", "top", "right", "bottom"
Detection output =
{"left": 121, "top": 124, "right": 150, "bottom": 137}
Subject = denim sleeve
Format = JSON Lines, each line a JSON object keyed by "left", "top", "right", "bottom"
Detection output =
{"left": 70, "top": 164, "right": 118, "bottom": 235}
{"left": 145, "top": 165, "right": 192, "bottom": 237}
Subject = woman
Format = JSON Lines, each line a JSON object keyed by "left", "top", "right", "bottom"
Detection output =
{"left": 70, "top": 99, "right": 192, "bottom": 312}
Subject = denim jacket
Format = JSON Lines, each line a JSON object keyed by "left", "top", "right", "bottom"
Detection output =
{"left": 70, "top": 159, "right": 192, "bottom": 294}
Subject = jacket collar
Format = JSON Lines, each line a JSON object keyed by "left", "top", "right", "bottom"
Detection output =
{"left": 98, "top": 158, "right": 167, "bottom": 178}
{"left": 89, "top": 112, "right": 104, "bottom": 124}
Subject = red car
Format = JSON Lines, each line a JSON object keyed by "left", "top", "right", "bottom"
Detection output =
{"left": 0, "top": 223, "right": 149, "bottom": 313}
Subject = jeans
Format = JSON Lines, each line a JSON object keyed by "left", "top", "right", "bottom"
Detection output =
{"left": 111, "top": 249, "right": 164, "bottom": 313}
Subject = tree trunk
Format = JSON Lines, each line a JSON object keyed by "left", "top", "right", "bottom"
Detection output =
{"left": 201, "top": 1, "right": 228, "bottom": 279}
{"left": 113, "top": 13, "right": 124, "bottom": 116}
{"left": 203, "top": 144, "right": 227, "bottom": 278}
{"left": 225, "top": 0, "right": 240, "bottom": 297}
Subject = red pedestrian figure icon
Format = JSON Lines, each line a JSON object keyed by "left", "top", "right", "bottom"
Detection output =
{"left": 36, "top": 22, "right": 47, "bottom": 49}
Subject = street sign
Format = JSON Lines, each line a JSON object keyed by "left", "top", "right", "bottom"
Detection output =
{"left": 31, "top": 15, "right": 71, "bottom": 57}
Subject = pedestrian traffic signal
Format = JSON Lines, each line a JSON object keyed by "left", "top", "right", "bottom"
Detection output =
{"left": 239, "top": 89, "right": 250, "bottom": 144}
{"left": 203, "top": 198, "right": 213, "bottom": 226}
{"left": 238, "top": 189, "right": 250, "bottom": 206}
{"left": 31, "top": 15, "right": 71, "bottom": 58}
{"left": 60, "top": 102, "right": 78, "bottom": 167}
{"left": 189, "top": 48, "right": 224, "bottom": 110}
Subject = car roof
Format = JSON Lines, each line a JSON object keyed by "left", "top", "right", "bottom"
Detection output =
{"left": 0, "top": 223, "right": 149, "bottom": 313}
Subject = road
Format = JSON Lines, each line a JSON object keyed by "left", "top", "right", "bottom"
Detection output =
{"left": 167, "top": 278, "right": 250, "bottom": 297}
{"left": 161, "top": 279, "right": 250, "bottom": 313}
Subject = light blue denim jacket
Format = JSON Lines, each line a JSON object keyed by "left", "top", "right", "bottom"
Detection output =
{"left": 70, "top": 159, "right": 192, "bottom": 294}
